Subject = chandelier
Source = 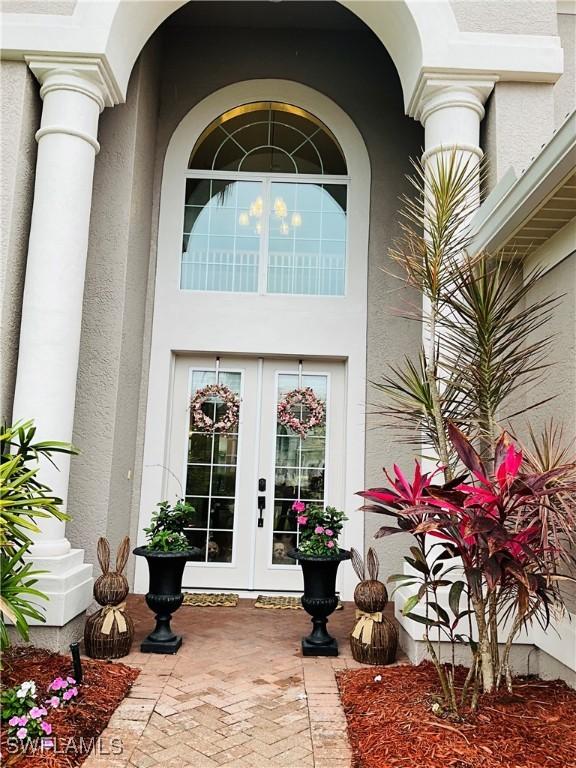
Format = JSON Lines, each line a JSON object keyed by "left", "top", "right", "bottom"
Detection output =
{"left": 239, "top": 195, "right": 302, "bottom": 236}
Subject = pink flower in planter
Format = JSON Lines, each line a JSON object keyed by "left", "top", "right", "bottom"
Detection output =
{"left": 41, "top": 721, "right": 53, "bottom": 735}
{"left": 324, "top": 529, "right": 334, "bottom": 536}
{"left": 48, "top": 677, "right": 67, "bottom": 691}
{"left": 8, "top": 716, "right": 19, "bottom": 727}
{"left": 292, "top": 501, "right": 306, "bottom": 513}
{"left": 17, "top": 716, "right": 29, "bottom": 726}
{"left": 47, "top": 696, "right": 60, "bottom": 709}
{"left": 66, "top": 677, "right": 76, "bottom": 685}
{"left": 297, "top": 515, "right": 308, "bottom": 525}
{"left": 326, "top": 540, "right": 335, "bottom": 549}
{"left": 314, "top": 526, "right": 324, "bottom": 534}
{"left": 29, "top": 706, "right": 47, "bottom": 719}
{"left": 63, "top": 687, "right": 78, "bottom": 701}
{"left": 16, "top": 728, "right": 28, "bottom": 740}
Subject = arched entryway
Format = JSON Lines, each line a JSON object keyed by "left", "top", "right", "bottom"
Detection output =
{"left": 137, "top": 78, "right": 372, "bottom": 597}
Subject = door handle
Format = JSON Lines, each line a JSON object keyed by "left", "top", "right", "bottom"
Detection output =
{"left": 257, "top": 478, "right": 266, "bottom": 528}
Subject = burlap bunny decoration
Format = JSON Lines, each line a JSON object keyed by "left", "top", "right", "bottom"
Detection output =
{"left": 349, "top": 547, "right": 397, "bottom": 665}
{"left": 84, "top": 537, "right": 134, "bottom": 659}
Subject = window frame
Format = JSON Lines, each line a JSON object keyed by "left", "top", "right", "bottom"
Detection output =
{"left": 180, "top": 168, "right": 350, "bottom": 297}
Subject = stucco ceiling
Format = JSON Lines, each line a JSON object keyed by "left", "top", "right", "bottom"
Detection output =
{"left": 165, "top": 1, "right": 367, "bottom": 31}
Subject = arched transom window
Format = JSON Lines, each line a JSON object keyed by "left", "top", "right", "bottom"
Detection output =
{"left": 181, "top": 102, "right": 348, "bottom": 295}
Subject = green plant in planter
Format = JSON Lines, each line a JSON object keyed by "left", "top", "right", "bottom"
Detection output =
{"left": 143, "top": 500, "right": 196, "bottom": 552}
{"left": 294, "top": 502, "right": 347, "bottom": 556}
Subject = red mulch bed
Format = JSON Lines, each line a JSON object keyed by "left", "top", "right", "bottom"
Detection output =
{"left": 337, "top": 662, "right": 576, "bottom": 768}
{"left": 1, "top": 646, "right": 139, "bottom": 767}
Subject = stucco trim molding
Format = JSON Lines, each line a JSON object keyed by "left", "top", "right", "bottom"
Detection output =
{"left": 25, "top": 54, "right": 121, "bottom": 107}
{"left": 1, "top": 0, "right": 564, "bottom": 112}
{"left": 35, "top": 125, "right": 100, "bottom": 153}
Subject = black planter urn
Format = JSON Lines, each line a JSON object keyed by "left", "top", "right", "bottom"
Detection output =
{"left": 133, "top": 547, "right": 198, "bottom": 654}
{"left": 289, "top": 549, "right": 351, "bottom": 657}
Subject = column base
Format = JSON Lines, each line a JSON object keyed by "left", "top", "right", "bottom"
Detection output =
{"left": 7, "top": 612, "right": 86, "bottom": 654}
{"left": 23, "top": 548, "right": 93, "bottom": 627}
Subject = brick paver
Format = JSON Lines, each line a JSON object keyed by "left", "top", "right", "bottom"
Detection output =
{"left": 83, "top": 595, "right": 401, "bottom": 767}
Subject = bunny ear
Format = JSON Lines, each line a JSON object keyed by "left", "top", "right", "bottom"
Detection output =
{"left": 367, "top": 548, "right": 380, "bottom": 580}
{"left": 115, "top": 537, "right": 130, "bottom": 574}
{"left": 97, "top": 538, "right": 110, "bottom": 574}
{"left": 350, "top": 548, "right": 365, "bottom": 581}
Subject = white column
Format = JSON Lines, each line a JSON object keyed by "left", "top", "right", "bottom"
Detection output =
{"left": 11, "top": 59, "right": 115, "bottom": 625}
{"left": 394, "top": 76, "right": 495, "bottom": 647}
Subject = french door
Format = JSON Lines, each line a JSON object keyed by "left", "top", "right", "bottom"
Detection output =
{"left": 168, "top": 355, "right": 346, "bottom": 592}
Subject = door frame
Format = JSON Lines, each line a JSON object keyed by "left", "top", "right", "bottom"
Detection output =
{"left": 135, "top": 80, "right": 370, "bottom": 600}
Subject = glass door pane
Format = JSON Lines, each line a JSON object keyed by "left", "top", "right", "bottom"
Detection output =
{"left": 185, "top": 370, "right": 242, "bottom": 564}
{"left": 272, "top": 373, "right": 328, "bottom": 564}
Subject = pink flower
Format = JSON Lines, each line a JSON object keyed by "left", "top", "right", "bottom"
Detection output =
{"left": 66, "top": 677, "right": 76, "bottom": 685}
{"left": 16, "top": 727, "right": 28, "bottom": 740}
{"left": 314, "top": 526, "right": 324, "bottom": 534}
{"left": 47, "top": 696, "right": 60, "bottom": 709}
{"left": 17, "top": 716, "right": 29, "bottom": 726}
{"left": 297, "top": 515, "right": 308, "bottom": 525}
{"left": 48, "top": 677, "right": 67, "bottom": 691}
{"left": 63, "top": 687, "right": 78, "bottom": 701}
{"left": 326, "top": 540, "right": 335, "bottom": 549}
{"left": 29, "top": 706, "right": 47, "bottom": 719}
{"left": 41, "top": 721, "right": 53, "bottom": 735}
{"left": 325, "top": 529, "right": 334, "bottom": 536}
{"left": 8, "top": 716, "right": 19, "bottom": 727}
{"left": 292, "top": 501, "right": 306, "bottom": 513}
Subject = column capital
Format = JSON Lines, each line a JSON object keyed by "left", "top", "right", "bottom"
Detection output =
{"left": 409, "top": 73, "right": 497, "bottom": 124}
{"left": 25, "top": 55, "right": 120, "bottom": 111}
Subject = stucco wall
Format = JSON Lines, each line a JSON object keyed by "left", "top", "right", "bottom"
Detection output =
{"left": 522, "top": 253, "right": 576, "bottom": 613}
{"left": 482, "top": 82, "right": 556, "bottom": 189}
{"left": 66, "top": 40, "right": 161, "bottom": 579}
{"left": 0, "top": 60, "right": 40, "bottom": 423}
{"left": 451, "top": 0, "right": 557, "bottom": 35}
{"left": 1, "top": 0, "right": 76, "bottom": 14}
{"left": 68, "top": 19, "right": 423, "bottom": 585}
{"left": 555, "top": 10, "right": 576, "bottom": 127}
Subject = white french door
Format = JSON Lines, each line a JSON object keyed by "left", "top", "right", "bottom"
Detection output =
{"left": 168, "top": 355, "right": 346, "bottom": 592}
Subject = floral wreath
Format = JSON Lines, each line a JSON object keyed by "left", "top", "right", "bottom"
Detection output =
{"left": 277, "top": 387, "right": 325, "bottom": 439}
{"left": 190, "top": 384, "right": 240, "bottom": 433}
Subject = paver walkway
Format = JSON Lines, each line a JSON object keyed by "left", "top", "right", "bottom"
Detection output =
{"left": 83, "top": 594, "right": 400, "bottom": 768}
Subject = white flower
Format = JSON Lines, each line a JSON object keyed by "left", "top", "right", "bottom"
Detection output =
{"left": 17, "top": 680, "right": 36, "bottom": 698}
{"left": 373, "top": 675, "right": 382, "bottom": 683}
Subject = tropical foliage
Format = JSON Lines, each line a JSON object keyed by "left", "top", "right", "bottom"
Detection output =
{"left": 0, "top": 421, "right": 77, "bottom": 651}
{"left": 364, "top": 151, "right": 575, "bottom": 715}
{"left": 360, "top": 426, "right": 576, "bottom": 712}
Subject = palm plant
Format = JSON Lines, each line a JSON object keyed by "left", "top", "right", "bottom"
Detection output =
{"left": 0, "top": 421, "right": 77, "bottom": 650}
{"left": 379, "top": 152, "right": 560, "bottom": 475}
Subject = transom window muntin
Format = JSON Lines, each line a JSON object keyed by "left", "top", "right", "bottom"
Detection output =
{"left": 189, "top": 101, "right": 346, "bottom": 175}
{"left": 181, "top": 102, "right": 348, "bottom": 296}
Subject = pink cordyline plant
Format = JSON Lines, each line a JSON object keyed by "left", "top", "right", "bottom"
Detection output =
{"left": 359, "top": 423, "right": 576, "bottom": 711}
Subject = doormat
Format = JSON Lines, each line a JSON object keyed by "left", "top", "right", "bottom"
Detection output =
{"left": 254, "top": 595, "right": 343, "bottom": 610}
{"left": 182, "top": 592, "right": 239, "bottom": 607}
